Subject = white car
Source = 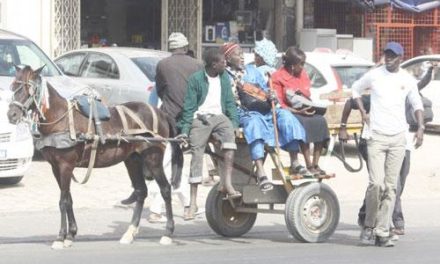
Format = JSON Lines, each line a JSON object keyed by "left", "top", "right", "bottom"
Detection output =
{"left": 244, "top": 51, "right": 374, "bottom": 105}
{"left": 54, "top": 47, "right": 171, "bottom": 106}
{"left": 400, "top": 55, "right": 440, "bottom": 124}
{"left": 0, "top": 29, "right": 89, "bottom": 184}
{"left": 0, "top": 89, "right": 33, "bottom": 185}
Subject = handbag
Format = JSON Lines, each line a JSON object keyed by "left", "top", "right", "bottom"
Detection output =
{"left": 238, "top": 83, "right": 272, "bottom": 114}
{"left": 406, "top": 95, "right": 433, "bottom": 126}
{"left": 285, "top": 89, "right": 327, "bottom": 115}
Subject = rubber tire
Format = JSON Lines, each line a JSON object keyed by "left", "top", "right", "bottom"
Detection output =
{"left": 285, "top": 182, "right": 340, "bottom": 243}
{"left": 0, "top": 176, "right": 23, "bottom": 185}
{"left": 205, "top": 184, "right": 257, "bottom": 237}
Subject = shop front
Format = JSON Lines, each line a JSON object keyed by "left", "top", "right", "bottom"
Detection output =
{"left": 81, "top": 0, "right": 162, "bottom": 49}
{"left": 201, "top": 0, "right": 276, "bottom": 53}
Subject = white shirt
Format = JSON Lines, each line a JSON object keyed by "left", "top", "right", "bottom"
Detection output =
{"left": 352, "top": 66, "right": 423, "bottom": 136}
{"left": 194, "top": 74, "right": 223, "bottom": 117}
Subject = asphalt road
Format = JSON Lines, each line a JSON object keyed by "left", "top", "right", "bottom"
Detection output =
{"left": 1, "top": 134, "right": 440, "bottom": 263}
{"left": 1, "top": 209, "right": 440, "bottom": 264}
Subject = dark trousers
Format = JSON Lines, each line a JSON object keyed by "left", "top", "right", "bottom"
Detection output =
{"left": 357, "top": 139, "right": 410, "bottom": 230}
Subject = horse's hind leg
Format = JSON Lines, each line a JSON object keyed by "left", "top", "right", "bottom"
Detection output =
{"left": 120, "top": 153, "right": 147, "bottom": 244}
{"left": 146, "top": 147, "right": 174, "bottom": 245}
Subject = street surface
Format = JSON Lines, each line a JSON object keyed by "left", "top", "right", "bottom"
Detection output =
{"left": 1, "top": 134, "right": 440, "bottom": 263}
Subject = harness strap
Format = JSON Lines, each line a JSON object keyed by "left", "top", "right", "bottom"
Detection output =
{"left": 146, "top": 103, "right": 158, "bottom": 134}
{"left": 67, "top": 100, "right": 76, "bottom": 140}
{"left": 87, "top": 102, "right": 94, "bottom": 137}
{"left": 115, "top": 105, "right": 151, "bottom": 135}
{"left": 72, "top": 135, "right": 99, "bottom": 184}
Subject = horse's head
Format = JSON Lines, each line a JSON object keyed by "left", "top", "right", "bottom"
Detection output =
{"left": 7, "top": 65, "right": 45, "bottom": 124}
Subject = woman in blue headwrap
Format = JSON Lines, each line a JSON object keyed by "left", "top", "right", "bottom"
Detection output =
{"left": 222, "top": 41, "right": 306, "bottom": 192}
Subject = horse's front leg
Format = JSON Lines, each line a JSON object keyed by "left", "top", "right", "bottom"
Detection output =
{"left": 120, "top": 154, "right": 148, "bottom": 244}
{"left": 64, "top": 192, "right": 77, "bottom": 247}
{"left": 50, "top": 161, "right": 75, "bottom": 250}
{"left": 52, "top": 190, "right": 70, "bottom": 249}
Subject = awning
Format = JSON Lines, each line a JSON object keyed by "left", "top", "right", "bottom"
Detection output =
{"left": 355, "top": 0, "right": 440, "bottom": 12}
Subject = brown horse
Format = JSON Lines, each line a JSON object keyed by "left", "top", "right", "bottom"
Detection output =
{"left": 7, "top": 66, "right": 183, "bottom": 248}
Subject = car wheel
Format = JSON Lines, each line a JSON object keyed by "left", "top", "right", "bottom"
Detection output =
{"left": 0, "top": 176, "right": 24, "bottom": 185}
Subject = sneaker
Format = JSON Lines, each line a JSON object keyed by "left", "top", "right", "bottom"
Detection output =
{"left": 389, "top": 233, "right": 399, "bottom": 242}
{"left": 375, "top": 236, "right": 395, "bottom": 247}
{"left": 148, "top": 213, "right": 167, "bottom": 223}
{"left": 360, "top": 227, "right": 375, "bottom": 246}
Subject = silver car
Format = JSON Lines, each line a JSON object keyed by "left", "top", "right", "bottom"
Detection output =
{"left": 54, "top": 47, "right": 171, "bottom": 106}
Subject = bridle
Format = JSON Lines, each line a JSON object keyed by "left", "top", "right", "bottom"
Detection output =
{"left": 10, "top": 74, "right": 47, "bottom": 120}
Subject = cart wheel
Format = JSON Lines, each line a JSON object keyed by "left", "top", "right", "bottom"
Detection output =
{"left": 205, "top": 184, "right": 257, "bottom": 237}
{"left": 285, "top": 182, "right": 339, "bottom": 243}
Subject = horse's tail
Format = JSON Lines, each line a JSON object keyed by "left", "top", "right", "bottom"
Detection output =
{"left": 166, "top": 114, "right": 183, "bottom": 189}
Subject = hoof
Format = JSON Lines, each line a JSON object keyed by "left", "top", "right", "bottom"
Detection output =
{"left": 119, "top": 225, "right": 139, "bottom": 245}
{"left": 64, "top": 239, "right": 73, "bottom": 248}
{"left": 51, "top": 241, "right": 65, "bottom": 250}
{"left": 159, "top": 236, "right": 173, "bottom": 245}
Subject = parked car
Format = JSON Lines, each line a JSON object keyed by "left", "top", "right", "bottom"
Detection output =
{"left": 54, "top": 47, "right": 171, "bottom": 106}
{"left": 0, "top": 89, "right": 33, "bottom": 185}
{"left": 400, "top": 55, "right": 440, "bottom": 124}
{"left": 244, "top": 50, "right": 374, "bottom": 105}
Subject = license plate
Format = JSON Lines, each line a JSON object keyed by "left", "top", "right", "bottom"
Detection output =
{"left": 0, "top": 149, "right": 6, "bottom": 160}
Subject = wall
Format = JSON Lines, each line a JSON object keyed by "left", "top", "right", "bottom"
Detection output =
{"left": 0, "top": 0, "right": 53, "bottom": 56}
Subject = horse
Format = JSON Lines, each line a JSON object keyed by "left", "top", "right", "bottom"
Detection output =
{"left": 7, "top": 65, "right": 183, "bottom": 249}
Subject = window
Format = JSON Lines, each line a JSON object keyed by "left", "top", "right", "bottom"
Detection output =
{"left": 333, "top": 66, "right": 371, "bottom": 89}
{"left": 304, "top": 63, "right": 327, "bottom": 88}
{"left": 404, "top": 59, "right": 440, "bottom": 81}
{"left": 131, "top": 56, "right": 163, "bottom": 81}
{"left": 0, "top": 39, "right": 60, "bottom": 77}
{"left": 80, "top": 53, "right": 119, "bottom": 79}
{"left": 55, "top": 53, "right": 86, "bottom": 76}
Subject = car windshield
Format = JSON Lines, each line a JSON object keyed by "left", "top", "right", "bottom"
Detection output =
{"left": 131, "top": 57, "right": 164, "bottom": 81}
{"left": 332, "top": 66, "right": 371, "bottom": 88}
{"left": 0, "top": 39, "right": 60, "bottom": 77}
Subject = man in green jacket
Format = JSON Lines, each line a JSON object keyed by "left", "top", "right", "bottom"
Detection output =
{"left": 177, "top": 48, "right": 240, "bottom": 220}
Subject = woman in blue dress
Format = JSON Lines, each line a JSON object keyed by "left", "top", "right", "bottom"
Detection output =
{"left": 221, "top": 40, "right": 306, "bottom": 191}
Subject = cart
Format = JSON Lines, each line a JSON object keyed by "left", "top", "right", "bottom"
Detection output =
{"left": 204, "top": 137, "right": 339, "bottom": 243}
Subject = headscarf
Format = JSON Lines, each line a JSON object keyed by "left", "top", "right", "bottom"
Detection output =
{"left": 168, "top": 32, "right": 189, "bottom": 49}
{"left": 254, "top": 38, "right": 278, "bottom": 68}
{"left": 221, "top": 42, "right": 239, "bottom": 58}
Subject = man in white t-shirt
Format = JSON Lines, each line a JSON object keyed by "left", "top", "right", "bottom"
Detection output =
{"left": 351, "top": 42, "right": 424, "bottom": 247}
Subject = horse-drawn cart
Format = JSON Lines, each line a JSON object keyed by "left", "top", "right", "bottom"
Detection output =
{"left": 204, "top": 136, "right": 340, "bottom": 243}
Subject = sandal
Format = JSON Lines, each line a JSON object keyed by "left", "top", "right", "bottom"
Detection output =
{"left": 307, "top": 166, "right": 322, "bottom": 178}
{"left": 258, "top": 176, "right": 274, "bottom": 192}
{"left": 290, "top": 164, "right": 313, "bottom": 178}
{"left": 218, "top": 186, "right": 242, "bottom": 200}
{"left": 183, "top": 205, "right": 198, "bottom": 221}
{"left": 148, "top": 213, "right": 167, "bottom": 223}
{"left": 222, "top": 191, "right": 242, "bottom": 200}
{"left": 313, "top": 165, "right": 327, "bottom": 176}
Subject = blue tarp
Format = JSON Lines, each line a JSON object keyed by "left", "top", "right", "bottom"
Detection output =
{"left": 355, "top": 0, "right": 440, "bottom": 12}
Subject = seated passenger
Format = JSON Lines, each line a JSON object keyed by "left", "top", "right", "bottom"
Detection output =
{"left": 272, "top": 47, "right": 331, "bottom": 177}
{"left": 221, "top": 41, "right": 306, "bottom": 191}
{"left": 177, "top": 48, "right": 240, "bottom": 219}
